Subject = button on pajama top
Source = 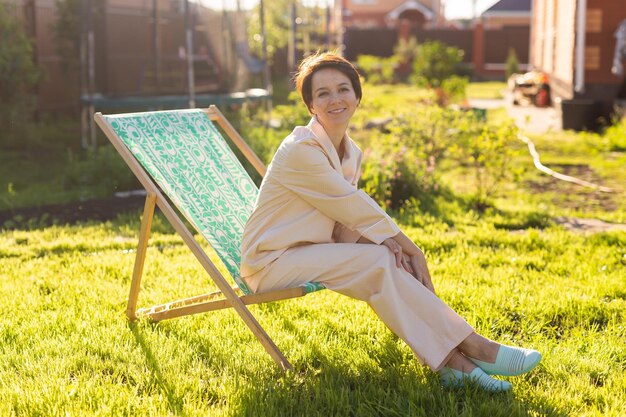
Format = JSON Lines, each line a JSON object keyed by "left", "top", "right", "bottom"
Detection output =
{"left": 240, "top": 116, "right": 473, "bottom": 371}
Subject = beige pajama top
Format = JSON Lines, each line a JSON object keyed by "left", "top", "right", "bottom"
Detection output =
{"left": 240, "top": 116, "right": 401, "bottom": 278}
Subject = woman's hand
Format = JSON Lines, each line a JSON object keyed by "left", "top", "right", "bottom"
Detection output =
{"left": 382, "top": 238, "right": 404, "bottom": 268}
{"left": 382, "top": 236, "right": 436, "bottom": 294}
{"left": 407, "top": 250, "right": 436, "bottom": 294}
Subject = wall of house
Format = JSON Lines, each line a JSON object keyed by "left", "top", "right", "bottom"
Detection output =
{"left": 341, "top": 0, "right": 441, "bottom": 28}
{"left": 483, "top": 15, "right": 530, "bottom": 29}
{"left": 584, "top": 0, "right": 626, "bottom": 85}
{"left": 343, "top": 25, "right": 529, "bottom": 79}
{"left": 531, "top": 0, "right": 625, "bottom": 129}
{"left": 530, "top": 0, "right": 576, "bottom": 99}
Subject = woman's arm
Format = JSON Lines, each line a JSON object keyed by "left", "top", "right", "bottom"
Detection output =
{"left": 279, "top": 141, "right": 400, "bottom": 244}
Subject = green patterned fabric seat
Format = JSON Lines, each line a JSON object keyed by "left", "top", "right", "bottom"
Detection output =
{"left": 104, "top": 109, "right": 324, "bottom": 296}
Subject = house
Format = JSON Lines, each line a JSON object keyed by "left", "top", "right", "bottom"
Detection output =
{"left": 530, "top": 0, "right": 626, "bottom": 130}
{"left": 481, "top": 0, "right": 531, "bottom": 29}
{"left": 472, "top": 0, "right": 531, "bottom": 77}
{"left": 335, "top": 0, "right": 444, "bottom": 30}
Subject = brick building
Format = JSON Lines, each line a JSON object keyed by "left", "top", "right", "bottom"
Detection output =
{"left": 335, "top": 0, "right": 445, "bottom": 30}
{"left": 530, "top": 0, "right": 626, "bottom": 129}
{"left": 482, "top": 0, "right": 531, "bottom": 29}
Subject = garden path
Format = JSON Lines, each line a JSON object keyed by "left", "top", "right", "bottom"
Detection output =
{"left": 468, "top": 94, "right": 562, "bottom": 134}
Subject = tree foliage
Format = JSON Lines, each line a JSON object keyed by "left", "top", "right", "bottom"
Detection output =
{"left": 0, "top": 3, "right": 40, "bottom": 145}
{"left": 505, "top": 47, "right": 520, "bottom": 79}
{"left": 247, "top": 0, "right": 329, "bottom": 66}
{"left": 412, "top": 40, "right": 464, "bottom": 88}
{"left": 52, "top": 0, "right": 82, "bottom": 75}
{"left": 247, "top": 0, "right": 294, "bottom": 64}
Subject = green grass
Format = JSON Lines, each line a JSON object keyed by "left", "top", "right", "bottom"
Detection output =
{"left": 0, "top": 150, "right": 76, "bottom": 210}
{"left": 480, "top": 113, "right": 626, "bottom": 224}
{"left": 1, "top": 212, "right": 624, "bottom": 416}
{"left": 467, "top": 82, "right": 508, "bottom": 100}
{"left": 1, "top": 82, "right": 626, "bottom": 415}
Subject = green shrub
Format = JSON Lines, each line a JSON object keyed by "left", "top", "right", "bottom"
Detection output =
{"left": 448, "top": 120, "right": 522, "bottom": 209}
{"left": 356, "top": 55, "right": 399, "bottom": 85}
{"left": 359, "top": 105, "right": 521, "bottom": 210}
{"left": 505, "top": 48, "right": 520, "bottom": 79}
{"left": 360, "top": 140, "right": 422, "bottom": 210}
{"left": 440, "top": 75, "right": 468, "bottom": 106}
{"left": 360, "top": 106, "right": 462, "bottom": 209}
{"left": 62, "top": 145, "right": 139, "bottom": 199}
{"left": 602, "top": 117, "right": 626, "bottom": 151}
{"left": 412, "top": 41, "right": 464, "bottom": 88}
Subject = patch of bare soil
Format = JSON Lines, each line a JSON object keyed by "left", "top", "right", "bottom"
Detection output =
{"left": 554, "top": 217, "right": 626, "bottom": 233}
{"left": 525, "top": 163, "right": 620, "bottom": 212}
{"left": 0, "top": 195, "right": 146, "bottom": 229}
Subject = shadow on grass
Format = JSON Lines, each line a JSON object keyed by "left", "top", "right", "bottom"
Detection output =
{"left": 126, "top": 306, "right": 568, "bottom": 417}
{"left": 234, "top": 312, "right": 569, "bottom": 417}
{"left": 392, "top": 188, "right": 554, "bottom": 233}
{"left": 128, "top": 321, "right": 187, "bottom": 417}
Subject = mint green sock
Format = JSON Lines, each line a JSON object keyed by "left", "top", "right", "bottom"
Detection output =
{"left": 470, "top": 345, "right": 542, "bottom": 376}
{"left": 438, "top": 366, "right": 512, "bottom": 392}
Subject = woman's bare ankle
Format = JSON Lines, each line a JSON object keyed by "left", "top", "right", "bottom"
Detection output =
{"left": 458, "top": 333, "right": 500, "bottom": 363}
{"left": 444, "top": 350, "right": 477, "bottom": 373}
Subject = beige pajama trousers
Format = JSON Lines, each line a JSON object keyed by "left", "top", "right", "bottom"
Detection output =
{"left": 244, "top": 243, "right": 475, "bottom": 371}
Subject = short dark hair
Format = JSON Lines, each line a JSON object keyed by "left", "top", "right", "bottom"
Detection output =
{"left": 294, "top": 51, "right": 362, "bottom": 113}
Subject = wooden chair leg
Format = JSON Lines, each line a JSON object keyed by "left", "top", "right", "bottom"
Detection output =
{"left": 154, "top": 196, "right": 293, "bottom": 370}
{"left": 127, "top": 193, "right": 157, "bottom": 320}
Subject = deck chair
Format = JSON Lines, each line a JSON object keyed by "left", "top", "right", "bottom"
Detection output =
{"left": 94, "top": 105, "right": 325, "bottom": 370}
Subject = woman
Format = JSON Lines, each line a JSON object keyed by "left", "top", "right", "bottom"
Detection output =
{"left": 240, "top": 51, "right": 541, "bottom": 391}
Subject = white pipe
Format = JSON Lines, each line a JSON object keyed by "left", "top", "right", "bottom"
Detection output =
{"left": 518, "top": 134, "right": 613, "bottom": 192}
{"left": 574, "top": 0, "right": 587, "bottom": 93}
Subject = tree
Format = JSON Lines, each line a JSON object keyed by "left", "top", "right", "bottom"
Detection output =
{"left": 247, "top": 0, "right": 328, "bottom": 67}
{"left": 412, "top": 40, "right": 464, "bottom": 88}
{"left": 247, "top": 0, "right": 295, "bottom": 65}
{"left": 0, "top": 3, "right": 40, "bottom": 146}
{"left": 505, "top": 48, "right": 520, "bottom": 79}
{"left": 52, "top": 0, "right": 82, "bottom": 75}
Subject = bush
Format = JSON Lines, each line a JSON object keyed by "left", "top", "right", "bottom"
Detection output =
{"left": 360, "top": 140, "right": 422, "bottom": 211}
{"left": 62, "top": 145, "right": 139, "bottom": 199}
{"left": 360, "top": 106, "right": 464, "bottom": 209}
{"left": 412, "top": 41, "right": 464, "bottom": 88}
{"left": 359, "top": 104, "right": 521, "bottom": 210}
{"left": 356, "top": 55, "right": 399, "bottom": 85}
{"left": 439, "top": 75, "right": 468, "bottom": 106}
{"left": 602, "top": 117, "right": 626, "bottom": 151}
{"left": 392, "top": 37, "right": 419, "bottom": 80}
{"left": 448, "top": 120, "right": 522, "bottom": 209}
{"left": 505, "top": 48, "right": 520, "bottom": 79}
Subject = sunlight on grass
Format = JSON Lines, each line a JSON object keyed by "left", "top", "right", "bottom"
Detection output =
{"left": 1, "top": 82, "right": 625, "bottom": 416}
{"left": 1, "top": 215, "right": 624, "bottom": 416}
{"left": 467, "top": 82, "right": 508, "bottom": 100}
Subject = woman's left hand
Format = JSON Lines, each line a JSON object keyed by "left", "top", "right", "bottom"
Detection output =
{"left": 406, "top": 251, "right": 436, "bottom": 294}
{"left": 382, "top": 238, "right": 404, "bottom": 268}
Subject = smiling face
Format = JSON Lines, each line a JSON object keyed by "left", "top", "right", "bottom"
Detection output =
{"left": 308, "top": 68, "right": 360, "bottom": 134}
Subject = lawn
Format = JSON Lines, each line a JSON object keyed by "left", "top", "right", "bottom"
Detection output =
{"left": 1, "top": 83, "right": 625, "bottom": 416}
{"left": 467, "top": 81, "right": 507, "bottom": 100}
{"left": 1, "top": 211, "right": 624, "bottom": 416}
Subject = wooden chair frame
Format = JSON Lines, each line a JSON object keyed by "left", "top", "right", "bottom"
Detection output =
{"left": 94, "top": 105, "right": 311, "bottom": 370}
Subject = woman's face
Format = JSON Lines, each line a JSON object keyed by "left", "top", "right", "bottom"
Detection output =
{"left": 309, "top": 68, "right": 359, "bottom": 132}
